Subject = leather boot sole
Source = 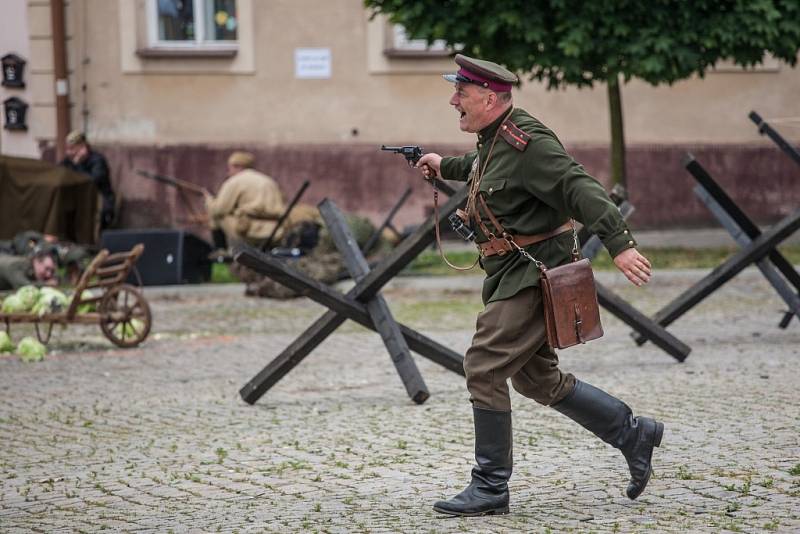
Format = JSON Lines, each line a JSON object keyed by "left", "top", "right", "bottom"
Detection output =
{"left": 627, "top": 421, "right": 664, "bottom": 500}
{"left": 433, "top": 504, "right": 510, "bottom": 517}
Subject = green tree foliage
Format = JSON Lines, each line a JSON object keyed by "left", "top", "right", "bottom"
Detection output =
{"left": 365, "top": 0, "right": 800, "bottom": 185}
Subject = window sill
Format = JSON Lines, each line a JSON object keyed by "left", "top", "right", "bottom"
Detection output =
{"left": 383, "top": 48, "right": 454, "bottom": 59}
{"left": 136, "top": 47, "right": 238, "bottom": 59}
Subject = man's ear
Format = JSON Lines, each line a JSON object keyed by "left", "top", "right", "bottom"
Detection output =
{"left": 485, "top": 91, "right": 498, "bottom": 110}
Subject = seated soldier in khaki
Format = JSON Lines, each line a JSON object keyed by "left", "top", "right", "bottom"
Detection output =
{"left": 203, "top": 151, "right": 286, "bottom": 248}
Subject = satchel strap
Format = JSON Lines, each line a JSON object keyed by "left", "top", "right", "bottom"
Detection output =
{"left": 574, "top": 304, "right": 584, "bottom": 344}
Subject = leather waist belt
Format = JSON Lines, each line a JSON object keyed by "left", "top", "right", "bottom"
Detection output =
{"left": 478, "top": 222, "right": 573, "bottom": 258}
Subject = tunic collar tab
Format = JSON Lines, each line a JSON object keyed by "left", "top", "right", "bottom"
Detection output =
{"left": 478, "top": 106, "right": 514, "bottom": 143}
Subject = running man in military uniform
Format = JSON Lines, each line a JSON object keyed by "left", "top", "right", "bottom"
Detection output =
{"left": 416, "top": 54, "right": 662, "bottom": 516}
{"left": 203, "top": 151, "right": 286, "bottom": 249}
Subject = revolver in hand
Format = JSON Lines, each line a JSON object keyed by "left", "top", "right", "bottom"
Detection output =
{"left": 381, "top": 145, "right": 438, "bottom": 178}
{"left": 380, "top": 145, "right": 425, "bottom": 167}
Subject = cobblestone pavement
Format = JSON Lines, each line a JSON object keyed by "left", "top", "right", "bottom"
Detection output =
{"left": 1, "top": 268, "right": 799, "bottom": 533}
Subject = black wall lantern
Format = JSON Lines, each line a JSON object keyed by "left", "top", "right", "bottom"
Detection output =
{"left": 2, "top": 53, "right": 27, "bottom": 88}
{"left": 3, "top": 97, "right": 29, "bottom": 130}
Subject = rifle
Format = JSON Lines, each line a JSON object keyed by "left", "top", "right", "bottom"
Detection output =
{"left": 260, "top": 180, "right": 311, "bottom": 252}
{"left": 135, "top": 169, "right": 207, "bottom": 196}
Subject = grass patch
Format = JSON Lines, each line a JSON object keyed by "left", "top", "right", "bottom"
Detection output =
{"left": 403, "top": 245, "right": 800, "bottom": 275}
{"left": 211, "top": 263, "right": 239, "bottom": 284}
{"left": 205, "top": 245, "right": 800, "bottom": 280}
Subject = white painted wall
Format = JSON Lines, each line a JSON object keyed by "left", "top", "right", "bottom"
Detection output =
{"left": 0, "top": 0, "right": 39, "bottom": 157}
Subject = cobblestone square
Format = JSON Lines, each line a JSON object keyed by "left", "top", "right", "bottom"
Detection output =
{"left": 1, "top": 268, "right": 799, "bottom": 533}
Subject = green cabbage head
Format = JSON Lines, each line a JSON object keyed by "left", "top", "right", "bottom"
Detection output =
{"left": 33, "top": 287, "right": 69, "bottom": 316}
{"left": 1, "top": 294, "right": 26, "bottom": 313}
{"left": 0, "top": 331, "right": 14, "bottom": 353}
{"left": 113, "top": 319, "right": 145, "bottom": 340}
{"left": 17, "top": 336, "right": 46, "bottom": 362}
{"left": 15, "top": 286, "right": 40, "bottom": 311}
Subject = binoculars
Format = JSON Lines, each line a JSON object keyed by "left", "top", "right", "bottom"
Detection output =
{"left": 449, "top": 212, "right": 476, "bottom": 242}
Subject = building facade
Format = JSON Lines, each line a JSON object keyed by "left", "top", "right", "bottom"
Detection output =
{"left": 2, "top": 0, "right": 799, "bottom": 232}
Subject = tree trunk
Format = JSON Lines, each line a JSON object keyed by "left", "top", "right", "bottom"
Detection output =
{"left": 607, "top": 76, "right": 627, "bottom": 190}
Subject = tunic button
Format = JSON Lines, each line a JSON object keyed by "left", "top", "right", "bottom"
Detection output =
{"left": 478, "top": 143, "right": 483, "bottom": 148}
{"left": 624, "top": 230, "right": 629, "bottom": 234}
{"left": 502, "top": 125, "right": 507, "bottom": 130}
{"left": 628, "top": 240, "right": 634, "bottom": 245}
{"left": 489, "top": 187, "right": 494, "bottom": 193}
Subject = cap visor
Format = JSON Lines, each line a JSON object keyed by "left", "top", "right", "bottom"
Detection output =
{"left": 442, "top": 74, "right": 458, "bottom": 84}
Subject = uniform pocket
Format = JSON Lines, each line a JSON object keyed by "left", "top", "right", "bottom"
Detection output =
{"left": 480, "top": 178, "right": 507, "bottom": 196}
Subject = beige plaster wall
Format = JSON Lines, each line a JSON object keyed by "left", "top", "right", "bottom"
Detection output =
{"left": 22, "top": 0, "right": 800, "bottom": 148}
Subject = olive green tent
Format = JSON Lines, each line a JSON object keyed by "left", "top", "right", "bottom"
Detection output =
{"left": 0, "top": 155, "right": 97, "bottom": 243}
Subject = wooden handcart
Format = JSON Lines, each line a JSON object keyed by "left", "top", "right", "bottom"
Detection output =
{"left": 1, "top": 244, "right": 152, "bottom": 348}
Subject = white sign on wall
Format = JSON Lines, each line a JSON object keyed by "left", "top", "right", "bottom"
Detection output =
{"left": 295, "top": 48, "right": 332, "bottom": 79}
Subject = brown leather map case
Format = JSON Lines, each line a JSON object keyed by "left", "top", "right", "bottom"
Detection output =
{"left": 540, "top": 258, "right": 603, "bottom": 349}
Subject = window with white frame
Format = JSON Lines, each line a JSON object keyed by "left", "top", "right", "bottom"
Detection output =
{"left": 149, "top": 0, "right": 238, "bottom": 47}
{"left": 384, "top": 24, "right": 459, "bottom": 57}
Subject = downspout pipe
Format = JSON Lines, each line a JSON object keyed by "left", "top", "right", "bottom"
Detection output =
{"left": 51, "top": 0, "right": 70, "bottom": 160}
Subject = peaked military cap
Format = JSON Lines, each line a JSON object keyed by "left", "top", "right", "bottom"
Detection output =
{"left": 443, "top": 54, "right": 518, "bottom": 92}
{"left": 65, "top": 130, "right": 86, "bottom": 145}
{"left": 228, "top": 151, "right": 255, "bottom": 168}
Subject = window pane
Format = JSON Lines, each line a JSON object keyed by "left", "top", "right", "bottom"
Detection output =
{"left": 157, "top": 0, "right": 195, "bottom": 41}
{"left": 392, "top": 25, "right": 448, "bottom": 52}
{"left": 204, "top": 0, "right": 237, "bottom": 41}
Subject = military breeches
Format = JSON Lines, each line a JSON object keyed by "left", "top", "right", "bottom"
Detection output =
{"left": 464, "top": 286, "right": 576, "bottom": 411}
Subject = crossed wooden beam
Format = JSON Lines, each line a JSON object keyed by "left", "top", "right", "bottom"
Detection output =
{"left": 236, "top": 181, "right": 691, "bottom": 405}
{"left": 750, "top": 110, "right": 800, "bottom": 326}
{"left": 634, "top": 153, "right": 800, "bottom": 346}
{"left": 579, "top": 201, "right": 691, "bottom": 361}
{"left": 236, "top": 184, "right": 467, "bottom": 405}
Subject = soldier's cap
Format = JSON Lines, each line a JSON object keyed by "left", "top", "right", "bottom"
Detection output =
{"left": 443, "top": 54, "right": 518, "bottom": 92}
{"left": 228, "top": 151, "right": 255, "bottom": 168}
{"left": 65, "top": 130, "right": 86, "bottom": 145}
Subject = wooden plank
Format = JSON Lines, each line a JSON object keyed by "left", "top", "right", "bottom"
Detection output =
{"left": 351, "top": 187, "right": 467, "bottom": 301}
{"left": 593, "top": 283, "right": 691, "bottom": 361}
{"left": 685, "top": 155, "right": 800, "bottom": 291}
{"left": 235, "top": 247, "right": 464, "bottom": 367}
{"left": 319, "top": 199, "right": 430, "bottom": 404}
{"left": 750, "top": 111, "right": 800, "bottom": 167}
{"left": 95, "top": 264, "right": 130, "bottom": 277}
{"left": 634, "top": 207, "right": 800, "bottom": 344}
{"left": 238, "top": 309, "right": 345, "bottom": 403}
{"left": 694, "top": 184, "right": 800, "bottom": 319}
{"left": 573, "top": 201, "right": 691, "bottom": 360}
{"left": 235, "top": 247, "right": 464, "bottom": 402}
{"left": 236, "top": 187, "right": 467, "bottom": 404}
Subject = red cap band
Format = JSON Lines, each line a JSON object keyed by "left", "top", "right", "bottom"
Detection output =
{"left": 457, "top": 67, "right": 512, "bottom": 92}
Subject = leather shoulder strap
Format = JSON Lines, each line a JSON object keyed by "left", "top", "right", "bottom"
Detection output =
{"left": 477, "top": 195, "right": 507, "bottom": 236}
{"left": 499, "top": 118, "right": 531, "bottom": 151}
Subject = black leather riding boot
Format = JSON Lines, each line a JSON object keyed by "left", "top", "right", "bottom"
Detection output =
{"left": 433, "top": 407, "right": 512, "bottom": 516}
{"left": 551, "top": 380, "right": 663, "bottom": 500}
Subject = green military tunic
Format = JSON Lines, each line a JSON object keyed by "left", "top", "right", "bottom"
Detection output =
{"left": 440, "top": 107, "right": 637, "bottom": 305}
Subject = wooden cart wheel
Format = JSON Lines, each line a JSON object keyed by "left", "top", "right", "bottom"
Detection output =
{"left": 99, "top": 284, "right": 152, "bottom": 348}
